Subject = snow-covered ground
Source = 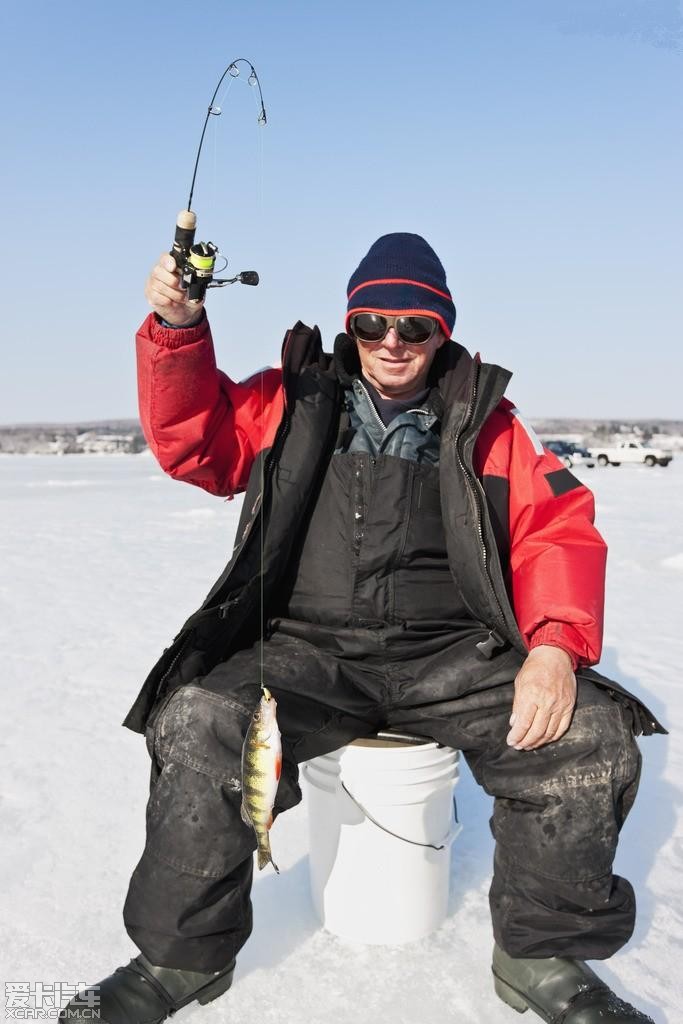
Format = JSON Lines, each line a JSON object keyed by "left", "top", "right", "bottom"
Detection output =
{"left": 1, "top": 454, "right": 681, "bottom": 1022}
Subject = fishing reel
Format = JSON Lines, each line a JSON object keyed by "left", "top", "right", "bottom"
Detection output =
{"left": 171, "top": 210, "right": 259, "bottom": 304}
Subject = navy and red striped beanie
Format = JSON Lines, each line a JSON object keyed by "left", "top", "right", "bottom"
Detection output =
{"left": 346, "top": 233, "right": 456, "bottom": 339}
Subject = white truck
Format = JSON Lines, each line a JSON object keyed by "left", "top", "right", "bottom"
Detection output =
{"left": 588, "top": 440, "right": 673, "bottom": 467}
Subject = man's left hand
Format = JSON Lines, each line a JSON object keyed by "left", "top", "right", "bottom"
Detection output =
{"left": 506, "top": 645, "right": 577, "bottom": 751}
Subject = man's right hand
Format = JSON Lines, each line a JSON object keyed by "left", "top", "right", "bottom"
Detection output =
{"left": 145, "top": 253, "right": 205, "bottom": 327}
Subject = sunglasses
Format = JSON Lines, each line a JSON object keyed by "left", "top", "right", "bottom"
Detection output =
{"left": 350, "top": 312, "right": 441, "bottom": 346}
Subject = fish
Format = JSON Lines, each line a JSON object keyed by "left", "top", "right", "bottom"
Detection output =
{"left": 240, "top": 686, "right": 282, "bottom": 872}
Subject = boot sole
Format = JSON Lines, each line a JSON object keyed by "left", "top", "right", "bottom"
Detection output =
{"left": 492, "top": 970, "right": 562, "bottom": 1022}
{"left": 60, "top": 964, "right": 235, "bottom": 1023}
{"left": 188, "top": 965, "right": 236, "bottom": 1008}
{"left": 492, "top": 972, "right": 530, "bottom": 1015}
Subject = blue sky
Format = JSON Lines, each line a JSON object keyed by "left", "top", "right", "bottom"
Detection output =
{"left": 2, "top": 0, "right": 681, "bottom": 422}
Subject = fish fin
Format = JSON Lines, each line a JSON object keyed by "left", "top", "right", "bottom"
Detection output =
{"left": 275, "top": 752, "right": 282, "bottom": 781}
{"left": 240, "top": 801, "right": 252, "bottom": 827}
{"left": 266, "top": 811, "right": 274, "bottom": 830}
{"left": 258, "top": 843, "right": 279, "bottom": 874}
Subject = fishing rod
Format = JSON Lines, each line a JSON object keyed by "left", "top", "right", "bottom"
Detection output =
{"left": 171, "top": 58, "right": 267, "bottom": 303}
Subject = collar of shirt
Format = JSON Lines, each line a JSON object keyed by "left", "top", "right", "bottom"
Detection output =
{"left": 360, "top": 375, "right": 431, "bottom": 427}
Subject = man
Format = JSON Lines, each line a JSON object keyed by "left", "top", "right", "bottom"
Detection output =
{"left": 62, "top": 234, "right": 663, "bottom": 1023}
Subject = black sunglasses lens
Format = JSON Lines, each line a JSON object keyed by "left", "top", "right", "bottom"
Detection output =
{"left": 352, "top": 313, "right": 438, "bottom": 344}
{"left": 396, "top": 316, "right": 436, "bottom": 344}
{"left": 352, "top": 313, "right": 388, "bottom": 342}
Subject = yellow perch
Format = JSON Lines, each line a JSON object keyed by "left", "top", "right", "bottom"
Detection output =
{"left": 240, "top": 687, "right": 282, "bottom": 872}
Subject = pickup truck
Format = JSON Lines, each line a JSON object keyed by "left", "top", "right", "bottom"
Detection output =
{"left": 544, "top": 440, "right": 595, "bottom": 469}
{"left": 588, "top": 440, "right": 674, "bottom": 467}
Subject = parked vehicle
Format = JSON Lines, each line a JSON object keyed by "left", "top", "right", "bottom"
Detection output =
{"left": 544, "top": 440, "right": 595, "bottom": 469}
{"left": 588, "top": 440, "right": 673, "bottom": 467}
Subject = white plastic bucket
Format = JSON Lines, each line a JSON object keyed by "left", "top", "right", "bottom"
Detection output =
{"left": 302, "top": 735, "right": 461, "bottom": 945}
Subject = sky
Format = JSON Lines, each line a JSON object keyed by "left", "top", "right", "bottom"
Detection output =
{"left": 1, "top": 0, "right": 682, "bottom": 423}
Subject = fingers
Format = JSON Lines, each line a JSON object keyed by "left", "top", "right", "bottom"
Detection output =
{"left": 508, "top": 707, "right": 574, "bottom": 751}
{"left": 507, "top": 704, "right": 544, "bottom": 749}
{"left": 156, "top": 253, "right": 183, "bottom": 287}
{"left": 506, "top": 646, "right": 577, "bottom": 752}
{"left": 146, "top": 253, "right": 184, "bottom": 305}
{"left": 149, "top": 277, "right": 184, "bottom": 306}
{"left": 145, "top": 252, "right": 205, "bottom": 326}
{"left": 145, "top": 255, "right": 174, "bottom": 297}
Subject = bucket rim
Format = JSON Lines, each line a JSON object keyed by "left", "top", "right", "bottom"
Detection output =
{"left": 324, "top": 745, "right": 458, "bottom": 764}
{"left": 304, "top": 755, "right": 459, "bottom": 779}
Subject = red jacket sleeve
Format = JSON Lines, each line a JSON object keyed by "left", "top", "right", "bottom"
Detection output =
{"left": 136, "top": 313, "right": 284, "bottom": 497}
{"left": 477, "top": 399, "right": 607, "bottom": 668}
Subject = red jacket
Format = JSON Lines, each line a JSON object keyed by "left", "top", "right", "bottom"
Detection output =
{"left": 136, "top": 313, "right": 607, "bottom": 670}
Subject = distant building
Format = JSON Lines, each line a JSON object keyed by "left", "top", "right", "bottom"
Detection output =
{"left": 75, "top": 432, "right": 138, "bottom": 454}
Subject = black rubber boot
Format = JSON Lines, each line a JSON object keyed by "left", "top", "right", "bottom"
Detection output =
{"left": 58, "top": 953, "right": 236, "bottom": 1023}
{"left": 492, "top": 944, "right": 655, "bottom": 1023}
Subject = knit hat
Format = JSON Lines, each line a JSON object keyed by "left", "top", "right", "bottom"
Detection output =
{"left": 346, "top": 233, "right": 456, "bottom": 338}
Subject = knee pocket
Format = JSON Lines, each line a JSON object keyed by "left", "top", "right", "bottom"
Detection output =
{"left": 149, "top": 684, "right": 303, "bottom": 814}
{"left": 485, "top": 703, "right": 639, "bottom": 797}
{"left": 153, "top": 684, "right": 256, "bottom": 787}
{"left": 487, "top": 703, "right": 641, "bottom": 882}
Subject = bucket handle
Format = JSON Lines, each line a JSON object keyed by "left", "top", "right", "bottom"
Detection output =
{"left": 340, "top": 781, "right": 458, "bottom": 851}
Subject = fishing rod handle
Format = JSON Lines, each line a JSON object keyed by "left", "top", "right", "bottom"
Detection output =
{"left": 171, "top": 209, "right": 197, "bottom": 269}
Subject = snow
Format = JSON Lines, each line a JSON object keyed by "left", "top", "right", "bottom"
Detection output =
{"left": 661, "top": 553, "right": 683, "bottom": 572}
{"left": 1, "top": 455, "right": 681, "bottom": 1023}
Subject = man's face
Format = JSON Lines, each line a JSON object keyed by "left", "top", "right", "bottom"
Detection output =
{"left": 354, "top": 317, "right": 447, "bottom": 400}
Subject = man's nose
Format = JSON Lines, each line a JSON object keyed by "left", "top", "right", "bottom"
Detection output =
{"left": 382, "top": 327, "right": 402, "bottom": 350}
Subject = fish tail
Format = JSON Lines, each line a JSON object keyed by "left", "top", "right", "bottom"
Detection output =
{"left": 256, "top": 832, "right": 279, "bottom": 874}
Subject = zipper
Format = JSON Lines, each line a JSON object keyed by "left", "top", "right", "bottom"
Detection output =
{"left": 353, "top": 378, "right": 432, "bottom": 444}
{"left": 352, "top": 458, "right": 365, "bottom": 555}
{"left": 153, "top": 631, "right": 193, "bottom": 708}
{"left": 354, "top": 379, "right": 386, "bottom": 435}
{"left": 453, "top": 362, "right": 510, "bottom": 634}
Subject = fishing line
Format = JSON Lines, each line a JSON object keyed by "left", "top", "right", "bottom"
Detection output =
{"left": 260, "top": 371, "right": 266, "bottom": 695}
{"left": 214, "top": 75, "right": 236, "bottom": 113}
{"left": 249, "top": 75, "right": 266, "bottom": 220}
{"left": 170, "top": 60, "right": 269, "bottom": 697}
{"left": 170, "top": 59, "right": 267, "bottom": 305}
{"left": 258, "top": 121, "right": 264, "bottom": 220}
{"left": 186, "top": 58, "right": 266, "bottom": 213}
{"left": 209, "top": 78, "right": 234, "bottom": 216}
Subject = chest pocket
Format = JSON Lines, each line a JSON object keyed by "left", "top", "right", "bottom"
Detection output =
{"left": 417, "top": 478, "right": 443, "bottom": 517}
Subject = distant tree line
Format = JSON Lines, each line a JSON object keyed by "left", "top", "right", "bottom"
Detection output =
{"left": 0, "top": 420, "right": 147, "bottom": 455}
{"left": 1, "top": 417, "right": 681, "bottom": 455}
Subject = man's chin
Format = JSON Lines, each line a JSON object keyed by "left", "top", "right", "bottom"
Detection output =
{"left": 372, "top": 376, "right": 418, "bottom": 398}
{"left": 376, "top": 365, "right": 413, "bottom": 384}
{"left": 378, "top": 359, "right": 412, "bottom": 369}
